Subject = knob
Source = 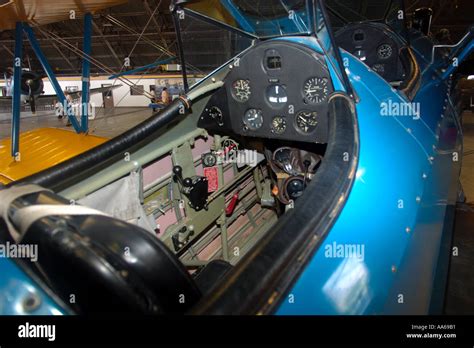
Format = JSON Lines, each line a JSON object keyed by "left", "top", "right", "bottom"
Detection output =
{"left": 173, "top": 165, "right": 183, "bottom": 177}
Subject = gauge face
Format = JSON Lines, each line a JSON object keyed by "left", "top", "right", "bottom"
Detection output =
{"left": 202, "top": 153, "right": 217, "bottom": 167}
{"left": 266, "top": 84, "right": 288, "bottom": 107}
{"left": 303, "top": 77, "right": 329, "bottom": 104}
{"left": 377, "top": 44, "right": 393, "bottom": 60}
{"left": 271, "top": 116, "right": 287, "bottom": 134}
{"left": 295, "top": 110, "right": 318, "bottom": 134}
{"left": 232, "top": 79, "right": 251, "bottom": 102}
{"left": 243, "top": 109, "right": 264, "bottom": 131}
{"left": 208, "top": 106, "right": 224, "bottom": 126}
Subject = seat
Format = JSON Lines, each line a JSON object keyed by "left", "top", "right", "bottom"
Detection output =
{"left": 20, "top": 209, "right": 202, "bottom": 314}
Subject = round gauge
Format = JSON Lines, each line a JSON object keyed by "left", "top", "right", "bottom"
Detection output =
{"left": 303, "top": 77, "right": 329, "bottom": 104}
{"left": 377, "top": 44, "right": 393, "bottom": 60}
{"left": 243, "top": 109, "right": 264, "bottom": 131}
{"left": 266, "top": 84, "right": 288, "bottom": 107}
{"left": 271, "top": 116, "right": 287, "bottom": 134}
{"left": 372, "top": 63, "right": 385, "bottom": 75}
{"left": 208, "top": 106, "right": 224, "bottom": 126}
{"left": 295, "top": 110, "right": 319, "bottom": 134}
{"left": 232, "top": 79, "right": 251, "bottom": 102}
{"left": 202, "top": 153, "right": 217, "bottom": 167}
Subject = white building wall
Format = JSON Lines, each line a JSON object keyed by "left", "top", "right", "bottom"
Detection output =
{"left": 1, "top": 75, "right": 198, "bottom": 108}
{"left": 42, "top": 77, "right": 157, "bottom": 107}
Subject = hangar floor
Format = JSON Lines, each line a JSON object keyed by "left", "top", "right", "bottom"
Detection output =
{"left": 0, "top": 107, "right": 154, "bottom": 139}
{"left": 445, "top": 111, "right": 474, "bottom": 315}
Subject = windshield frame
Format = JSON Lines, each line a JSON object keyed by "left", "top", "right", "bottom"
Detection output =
{"left": 178, "top": 0, "right": 315, "bottom": 40}
{"left": 325, "top": 0, "right": 409, "bottom": 44}
{"left": 172, "top": 0, "right": 355, "bottom": 99}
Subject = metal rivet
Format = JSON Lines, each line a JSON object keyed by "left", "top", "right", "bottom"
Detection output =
{"left": 22, "top": 293, "right": 41, "bottom": 313}
{"left": 407, "top": 128, "right": 412, "bottom": 133}
{"left": 422, "top": 173, "right": 427, "bottom": 179}
{"left": 406, "top": 227, "right": 411, "bottom": 233}
{"left": 391, "top": 265, "right": 397, "bottom": 273}
{"left": 416, "top": 196, "right": 421, "bottom": 203}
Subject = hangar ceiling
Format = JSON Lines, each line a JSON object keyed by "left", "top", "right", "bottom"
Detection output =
{"left": 0, "top": 0, "right": 472, "bottom": 76}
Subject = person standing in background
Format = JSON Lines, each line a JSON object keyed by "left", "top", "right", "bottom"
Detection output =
{"left": 161, "top": 87, "right": 171, "bottom": 106}
{"left": 64, "top": 91, "right": 74, "bottom": 126}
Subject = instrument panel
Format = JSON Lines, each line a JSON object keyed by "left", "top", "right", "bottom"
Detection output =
{"left": 335, "top": 22, "right": 405, "bottom": 83}
{"left": 198, "top": 41, "right": 334, "bottom": 144}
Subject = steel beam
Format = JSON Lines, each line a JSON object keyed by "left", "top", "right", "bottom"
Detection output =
{"left": 50, "top": 41, "right": 76, "bottom": 72}
{"left": 108, "top": 56, "right": 176, "bottom": 79}
{"left": 81, "top": 13, "right": 92, "bottom": 132}
{"left": 92, "top": 21, "right": 123, "bottom": 67}
{"left": 23, "top": 24, "right": 82, "bottom": 133}
{"left": 172, "top": 10, "right": 188, "bottom": 92}
{"left": 2, "top": 44, "right": 14, "bottom": 58}
{"left": 11, "top": 22, "right": 23, "bottom": 158}
{"left": 143, "top": 0, "right": 169, "bottom": 50}
{"left": 104, "top": 15, "right": 174, "bottom": 57}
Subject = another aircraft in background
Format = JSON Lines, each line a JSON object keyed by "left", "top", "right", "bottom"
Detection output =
{"left": 0, "top": 70, "right": 121, "bottom": 113}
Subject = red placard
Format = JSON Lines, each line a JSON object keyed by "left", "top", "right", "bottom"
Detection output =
{"left": 204, "top": 167, "right": 219, "bottom": 192}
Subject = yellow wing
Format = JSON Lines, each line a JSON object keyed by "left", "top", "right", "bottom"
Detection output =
{"left": 0, "top": 128, "right": 107, "bottom": 185}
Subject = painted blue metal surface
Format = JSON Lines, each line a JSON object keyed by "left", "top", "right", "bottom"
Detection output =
{"left": 81, "top": 13, "right": 93, "bottom": 132}
{"left": 0, "top": 258, "right": 67, "bottom": 315}
{"left": 443, "top": 40, "right": 474, "bottom": 79}
{"left": 276, "top": 36, "right": 463, "bottom": 315}
{"left": 23, "top": 24, "right": 82, "bottom": 133}
{"left": 219, "top": 0, "right": 311, "bottom": 37}
{"left": 11, "top": 22, "right": 23, "bottom": 158}
{"left": 108, "top": 57, "right": 176, "bottom": 79}
{"left": 219, "top": 0, "right": 255, "bottom": 33}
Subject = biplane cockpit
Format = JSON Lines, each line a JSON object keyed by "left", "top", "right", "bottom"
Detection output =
{"left": 0, "top": 0, "right": 358, "bottom": 315}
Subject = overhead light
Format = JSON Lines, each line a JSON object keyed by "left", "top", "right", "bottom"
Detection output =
{"left": 468, "top": 75, "right": 474, "bottom": 80}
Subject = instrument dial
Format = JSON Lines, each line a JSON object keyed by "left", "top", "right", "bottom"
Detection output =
{"left": 243, "top": 109, "right": 264, "bottom": 131}
{"left": 303, "top": 77, "right": 329, "bottom": 104}
{"left": 202, "top": 153, "right": 217, "bottom": 167}
{"left": 266, "top": 84, "right": 288, "bottom": 107}
{"left": 295, "top": 110, "right": 318, "bottom": 134}
{"left": 207, "top": 106, "right": 224, "bottom": 126}
{"left": 232, "top": 79, "right": 251, "bottom": 102}
{"left": 377, "top": 44, "right": 393, "bottom": 60}
{"left": 271, "top": 116, "right": 287, "bottom": 134}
